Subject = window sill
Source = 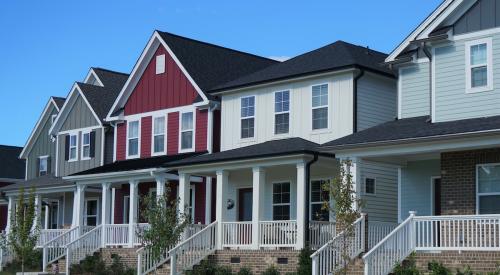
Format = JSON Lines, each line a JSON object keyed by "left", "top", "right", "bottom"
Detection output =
{"left": 310, "top": 128, "right": 332, "bottom": 135}
{"left": 151, "top": 151, "right": 166, "bottom": 157}
{"left": 179, "top": 148, "right": 195, "bottom": 154}
{"left": 126, "top": 155, "right": 140, "bottom": 160}
{"left": 466, "top": 86, "right": 494, "bottom": 94}
{"left": 67, "top": 159, "right": 78, "bottom": 163}
{"left": 81, "top": 157, "right": 91, "bottom": 161}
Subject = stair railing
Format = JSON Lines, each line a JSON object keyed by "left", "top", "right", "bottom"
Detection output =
{"left": 42, "top": 226, "right": 83, "bottom": 272}
{"left": 65, "top": 225, "right": 103, "bottom": 275}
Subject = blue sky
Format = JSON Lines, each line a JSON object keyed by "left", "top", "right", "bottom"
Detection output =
{"left": 0, "top": 0, "right": 442, "bottom": 147}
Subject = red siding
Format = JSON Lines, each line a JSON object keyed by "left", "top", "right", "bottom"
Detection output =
{"left": 167, "top": 112, "right": 179, "bottom": 155}
{"left": 116, "top": 123, "right": 127, "bottom": 161}
{"left": 194, "top": 180, "right": 206, "bottom": 224}
{"left": 124, "top": 46, "right": 198, "bottom": 115}
{"left": 0, "top": 205, "right": 6, "bottom": 231}
{"left": 141, "top": 117, "right": 152, "bottom": 158}
{"left": 195, "top": 110, "right": 208, "bottom": 152}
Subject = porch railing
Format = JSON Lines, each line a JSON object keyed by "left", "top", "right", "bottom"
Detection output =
{"left": 311, "top": 214, "right": 366, "bottom": 275}
{"left": 368, "top": 221, "right": 398, "bottom": 250}
{"left": 259, "top": 220, "right": 297, "bottom": 248}
{"left": 222, "top": 222, "right": 252, "bottom": 248}
{"left": 66, "top": 225, "right": 103, "bottom": 275}
{"left": 37, "top": 229, "right": 70, "bottom": 247}
{"left": 42, "top": 226, "right": 84, "bottom": 272}
{"left": 0, "top": 247, "right": 13, "bottom": 272}
{"left": 105, "top": 224, "right": 129, "bottom": 246}
{"left": 309, "top": 221, "right": 336, "bottom": 250}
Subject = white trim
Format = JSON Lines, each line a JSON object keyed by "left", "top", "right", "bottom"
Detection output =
{"left": 465, "top": 37, "right": 493, "bottom": 94}
{"left": 151, "top": 115, "right": 166, "bottom": 156}
{"left": 240, "top": 95, "right": 256, "bottom": 141}
{"left": 273, "top": 90, "right": 291, "bottom": 136}
{"left": 122, "top": 105, "right": 196, "bottom": 122}
{"left": 38, "top": 155, "right": 49, "bottom": 176}
{"left": 179, "top": 111, "right": 196, "bottom": 153}
{"left": 58, "top": 125, "right": 100, "bottom": 136}
{"left": 83, "top": 68, "right": 104, "bottom": 87}
{"left": 126, "top": 119, "right": 141, "bottom": 159}
{"left": 100, "top": 127, "right": 105, "bottom": 166}
{"left": 113, "top": 123, "right": 118, "bottom": 162}
{"left": 476, "top": 163, "right": 500, "bottom": 214}
{"left": 431, "top": 47, "right": 436, "bottom": 123}
{"left": 453, "top": 27, "right": 500, "bottom": 41}
{"left": 106, "top": 31, "right": 208, "bottom": 121}
{"left": 68, "top": 133, "right": 79, "bottom": 162}
{"left": 397, "top": 167, "right": 402, "bottom": 223}
{"left": 189, "top": 185, "right": 196, "bottom": 223}
{"left": 55, "top": 136, "right": 59, "bottom": 177}
{"left": 430, "top": 176, "right": 441, "bottom": 215}
{"left": 25, "top": 156, "right": 28, "bottom": 180}
{"left": 362, "top": 175, "right": 377, "bottom": 196}
{"left": 111, "top": 188, "right": 116, "bottom": 224}
{"left": 397, "top": 68, "right": 402, "bottom": 119}
{"left": 155, "top": 54, "right": 166, "bottom": 74}
{"left": 80, "top": 130, "right": 92, "bottom": 161}
{"left": 271, "top": 181, "right": 292, "bottom": 221}
{"left": 123, "top": 195, "right": 130, "bottom": 224}
{"left": 311, "top": 83, "right": 330, "bottom": 132}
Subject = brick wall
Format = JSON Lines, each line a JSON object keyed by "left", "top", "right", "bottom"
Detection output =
{"left": 413, "top": 251, "right": 500, "bottom": 273}
{"left": 440, "top": 148, "right": 500, "bottom": 215}
{"left": 100, "top": 247, "right": 138, "bottom": 269}
{"left": 208, "top": 250, "right": 300, "bottom": 274}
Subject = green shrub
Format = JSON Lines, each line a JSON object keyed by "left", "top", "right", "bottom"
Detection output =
{"left": 456, "top": 265, "right": 474, "bottom": 275}
{"left": 216, "top": 266, "right": 233, "bottom": 275}
{"left": 427, "top": 261, "right": 451, "bottom": 275}
{"left": 296, "top": 248, "right": 312, "bottom": 275}
{"left": 2, "top": 249, "right": 42, "bottom": 273}
{"left": 393, "top": 253, "right": 420, "bottom": 275}
{"left": 186, "top": 260, "right": 219, "bottom": 275}
{"left": 263, "top": 265, "right": 280, "bottom": 275}
{"left": 70, "top": 253, "right": 135, "bottom": 275}
{"left": 237, "top": 267, "right": 253, "bottom": 275}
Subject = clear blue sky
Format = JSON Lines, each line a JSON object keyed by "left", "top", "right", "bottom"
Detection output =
{"left": 0, "top": 0, "right": 442, "bottom": 147}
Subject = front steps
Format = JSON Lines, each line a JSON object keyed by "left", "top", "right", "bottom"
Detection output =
{"left": 344, "top": 257, "right": 365, "bottom": 275}
{"left": 411, "top": 251, "right": 500, "bottom": 274}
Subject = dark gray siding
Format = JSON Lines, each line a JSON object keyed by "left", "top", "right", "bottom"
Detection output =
{"left": 57, "top": 127, "right": 103, "bottom": 176}
{"left": 104, "top": 127, "right": 114, "bottom": 165}
{"left": 60, "top": 93, "right": 100, "bottom": 132}
{"left": 454, "top": 0, "right": 500, "bottom": 35}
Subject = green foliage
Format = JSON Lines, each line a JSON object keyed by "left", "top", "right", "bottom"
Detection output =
{"left": 428, "top": 261, "right": 451, "bottom": 275}
{"left": 262, "top": 266, "right": 280, "bottom": 275}
{"left": 7, "top": 187, "right": 40, "bottom": 273}
{"left": 392, "top": 253, "right": 420, "bottom": 275}
{"left": 139, "top": 186, "right": 190, "bottom": 261}
{"left": 186, "top": 260, "right": 233, "bottom": 275}
{"left": 1, "top": 249, "right": 42, "bottom": 274}
{"left": 237, "top": 267, "right": 253, "bottom": 275}
{"left": 296, "top": 248, "right": 312, "bottom": 275}
{"left": 70, "top": 253, "right": 135, "bottom": 275}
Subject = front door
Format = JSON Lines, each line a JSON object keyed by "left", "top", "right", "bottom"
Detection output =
{"left": 238, "top": 188, "right": 253, "bottom": 221}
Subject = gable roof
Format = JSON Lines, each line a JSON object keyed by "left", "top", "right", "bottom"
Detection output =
{"left": 321, "top": 115, "right": 500, "bottom": 150}
{"left": 91, "top": 67, "right": 129, "bottom": 92}
{"left": 0, "top": 145, "right": 25, "bottom": 180}
{"left": 52, "top": 97, "right": 66, "bottom": 110}
{"left": 209, "top": 41, "right": 395, "bottom": 93}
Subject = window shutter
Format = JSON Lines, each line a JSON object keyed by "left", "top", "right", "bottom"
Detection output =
{"left": 90, "top": 131, "right": 96, "bottom": 158}
{"left": 47, "top": 156, "right": 51, "bottom": 175}
{"left": 36, "top": 158, "right": 40, "bottom": 177}
{"left": 65, "top": 135, "right": 70, "bottom": 161}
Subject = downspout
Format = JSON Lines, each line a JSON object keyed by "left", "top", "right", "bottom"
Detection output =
{"left": 353, "top": 69, "right": 365, "bottom": 133}
{"left": 421, "top": 42, "right": 433, "bottom": 122}
{"left": 304, "top": 153, "right": 319, "bottom": 247}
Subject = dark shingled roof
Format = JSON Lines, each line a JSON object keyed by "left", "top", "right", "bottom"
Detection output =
{"left": 70, "top": 152, "right": 205, "bottom": 176}
{"left": 157, "top": 31, "right": 278, "bottom": 92}
{"left": 92, "top": 68, "right": 129, "bottom": 92}
{"left": 210, "top": 41, "right": 395, "bottom": 93}
{"left": 0, "top": 174, "right": 70, "bottom": 192}
{"left": 321, "top": 115, "right": 500, "bottom": 149}
{"left": 0, "top": 145, "right": 25, "bottom": 180}
{"left": 166, "top": 138, "right": 332, "bottom": 167}
{"left": 52, "top": 97, "right": 66, "bottom": 110}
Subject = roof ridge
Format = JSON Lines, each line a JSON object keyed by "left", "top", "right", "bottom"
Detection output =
{"left": 156, "top": 30, "right": 279, "bottom": 63}
{"left": 0, "top": 144, "right": 23, "bottom": 149}
{"left": 92, "top": 67, "right": 129, "bottom": 76}
{"left": 51, "top": 96, "right": 66, "bottom": 100}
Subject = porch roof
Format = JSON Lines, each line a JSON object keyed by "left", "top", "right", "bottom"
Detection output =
{"left": 0, "top": 174, "right": 71, "bottom": 192}
{"left": 321, "top": 115, "right": 500, "bottom": 150}
{"left": 165, "top": 138, "right": 333, "bottom": 168}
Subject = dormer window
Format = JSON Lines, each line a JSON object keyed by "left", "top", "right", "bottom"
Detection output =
{"left": 466, "top": 38, "right": 493, "bottom": 93}
{"left": 156, "top": 54, "right": 166, "bottom": 74}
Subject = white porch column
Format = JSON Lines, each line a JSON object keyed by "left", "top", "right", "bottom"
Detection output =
{"left": 216, "top": 170, "right": 228, "bottom": 249}
{"left": 128, "top": 180, "right": 139, "bottom": 248}
{"left": 155, "top": 175, "right": 166, "bottom": 199}
{"left": 111, "top": 188, "right": 116, "bottom": 224}
{"left": 73, "top": 185, "right": 86, "bottom": 230}
{"left": 5, "top": 196, "right": 14, "bottom": 234}
{"left": 44, "top": 205, "right": 49, "bottom": 229}
{"left": 101, "top": 183, "right": 111, "bottom": 247}
{"left": 296, "top": 162, "right": 306, "bottom": 250}
{"left": 32, "top": 194, "right": 41, "bottom": 231}
{"left": 344, "top": 158, "right": 360, "bottom": 211}
{"left": 178, "top": 173, "right": 190, "bottom": 219}
{"left": 252, "top": 167, "right": 265, "bottom": 249}
{"left": 205, "top": 177, "right": 212, "bottom": 224}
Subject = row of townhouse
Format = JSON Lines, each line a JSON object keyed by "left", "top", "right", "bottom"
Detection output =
{"left": 1, "top": 0, "right": 500, "bottom": 274}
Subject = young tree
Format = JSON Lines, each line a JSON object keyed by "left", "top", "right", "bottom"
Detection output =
{"left": 323, "top": 159, "right": 362, "bottom": 274}
{"left": 139, "top": 186, "right": 190, "bottom": 263}
{"left": 8, "top": 187, "right": 40, "bottom": 274}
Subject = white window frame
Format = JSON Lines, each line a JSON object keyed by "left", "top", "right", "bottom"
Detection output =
{"left": 311, "top": 83, "right": 330, "bottom": 132}
{"left": 51, "top": 114, "right": 57, "bottom": 124}
{"left": 271, "top": 182, "right": 291, "bottom": 221}
{"left": 274, "top": 90, "right": 291, "bottom": 136}
{"left": 151, "top": 115, "right": 166, "bottom": 156}
{"left": 81, "top": 130, "right": 91, "bottom": 160}
{"left": 240, "top": 95, "right": 256, "bottom": 140}
{"left": 68, "top": 133, "right": 78, "bottom": 162}
{"left": 156, "top": 54, "right": 166, "bottom": 74}
{"left": 188, "top": 185, "right": 196, "bottom": 223}
{"left": 39, "top": 155, "right": 49, "bottom": 176}
{"left": 363, "top": 176, "right": 377, "bottom": 196}
{"left": 179, "top": 111, "right": 195, "bottom": 153}
{"left": 465, "top": 37, "right": 493, "bottom": 94}
{"left": 309, "top": 178, "right": 330, "bottom": 221}
{"left": 476, "top": 163, "right": 500, "bottom": 214}
{"left": 84, "top": 198, "right": 100, "bottom": 226}
{"left": 126, "top": 120, "right": 141, "bottom": 159}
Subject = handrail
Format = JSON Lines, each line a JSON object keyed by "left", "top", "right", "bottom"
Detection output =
{"left": 42, "top": 226, "right": 81, "bottom": 272}
{"left": 65, "top": 225, "right": 103, "bottom": 275}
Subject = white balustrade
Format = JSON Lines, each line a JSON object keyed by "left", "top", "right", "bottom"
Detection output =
{"left": 105, "top": 224, "right": 130, "bottom": 246}
{"left": 37, "top": 229, "right": 70, "bottom": 247}
{"left": 259, "top": 220, "right": 297, "bottom": 248}
{"left": 42, "top": 226, "right": 82, "bottom": 272}
{"left": 66, "top": 225, "right": 103, "bottom": 275}
{"left": 222, "top": 222, "right": 252, "bottom": 248}
{"left": 368, "top": 221, "right": 398, "bottom": 250}
{"left": 309, "top": 221, "right": 336, "bottom": 250}
{"left": 311, "top": 215, "right": 365, "bottom": 275}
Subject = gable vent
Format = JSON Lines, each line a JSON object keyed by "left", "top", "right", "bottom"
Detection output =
{"left": 156, "top": 54, "right": 166, "bottom": 74}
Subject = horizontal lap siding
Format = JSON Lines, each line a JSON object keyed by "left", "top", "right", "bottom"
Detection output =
{"left": 124, "top": 45, "right": 198, "bottom": 116}
{"left": 141, "top": 117, "right": 152, "bottom": 158}
{"left": 116, "top": 123, "right": 126, "bottom": 161}
{"left": 195, "top": 109, "right": 207, "bottom": 152}
{"left": 360, "top": 162, "right": 398, "bottom": 222}
{"left": 400, "top": 62, "right": 430, "bottom": 119}
{"left": 167, "top": 112, "right": 179, "bottom": 155}
{"left": 357, "top": 74, "right": 397, "bottom": 131}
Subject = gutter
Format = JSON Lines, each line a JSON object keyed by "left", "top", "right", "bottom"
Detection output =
{"left": 353, "top": 69, "right": 365, "bottom": 133}
{"left": 304, "top": 153, "right": 319, "bottom": 247}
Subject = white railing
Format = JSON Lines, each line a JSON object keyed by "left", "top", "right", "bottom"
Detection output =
{"left": 65, "top": 225, "right": 103, "bottom": 275}
{"left": 222, "top": 222, "right": 252, "bottom": 248}
{"left": 368, "top": 221, "right": 398, "bottom": 250}
{"left": 310, "top": 221, "right": 336, "bottom": 250}
{"left": 169, "top": 221, "right": 217, "bottom": 275}
{"left": 105, "top": 224, "right": 129, "bottom": 246}
{"left": 37, "top": 229, "right": 70, "bottom": 247}
{"left": 42, "top": 226, "right": 84, "bottom": 272}
{"left": 311, "top": 214, "right": 366, "bottom": 275}
{"left": 363, "top": 212, "right": 416, "bottom": 275}
{"left": 259, "top": 220, "right": 297, "bottom": 248}
{"left": 186, "top": 223, "right": 207, "bottom": 238}
{"left": 134, "top": 223, "right": 151, "bottom": 245}
{"left": 414, "top": 214, "right": 500, "bottom": 251}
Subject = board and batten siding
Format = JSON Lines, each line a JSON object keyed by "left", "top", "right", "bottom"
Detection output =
{"left": 356, "top": 73, "right": 397, "bottom": 131}
{"left": 433, "top": 34, "right": 500, "bottom": 122}
{"left": 400, "top": 159, "right": 440, "bottom": 221}
{"left": 57, "top": 128, "right": 103, "bottom": 177}
{"left": 359, "top": 161, "right": 398, "bottom": 223}
{"left": 26, "top": 105, "right": 58, "bottom": 180}
{"left": 60, "top": 94, "right": 100, "bottom": 131}
{"left": 399, "top": 62, "right": 430, "bottom": 119}
{"left": 221, "top": 73, "right": 354, "bottom": 151}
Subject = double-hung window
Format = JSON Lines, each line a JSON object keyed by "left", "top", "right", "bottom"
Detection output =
{"left": 274, "top": 91, "right": 290, "bottom": 135}
{"left": 310, "top": 180, "right": 329, "bottom": 221}
{"left": 39, "top": 156, "right": 48, "bottom": 176}
{"left": 365, "top": 177, "right": 376, "bottom": 195}
{"left": 477, "top": 164, "right": 500, "bottom": 214}
{"left": 272, "top": 182, "right": 291, "bottom": 220}
{"left": 68, "top": 134, "right": 78, "bottom": 161}
{"left": 180, "top": 112, "right": 194, "bottom": 151}
{"left": 240, "top": 96, "right": 255, "bottom": 139}
{"left": 81, "top": 131, "right": 91, "bottom": 160}
{"left": 466, "top": 38, "right": 493, "bottom": 93}
{"left": 312, "top": 84, "right": 328, "bottom": 130}
{"left": 127, "top": 120, "right": 140, "bottom": 158}
{"left": 152, "top": 116, "right": 165, "bottom": 154}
